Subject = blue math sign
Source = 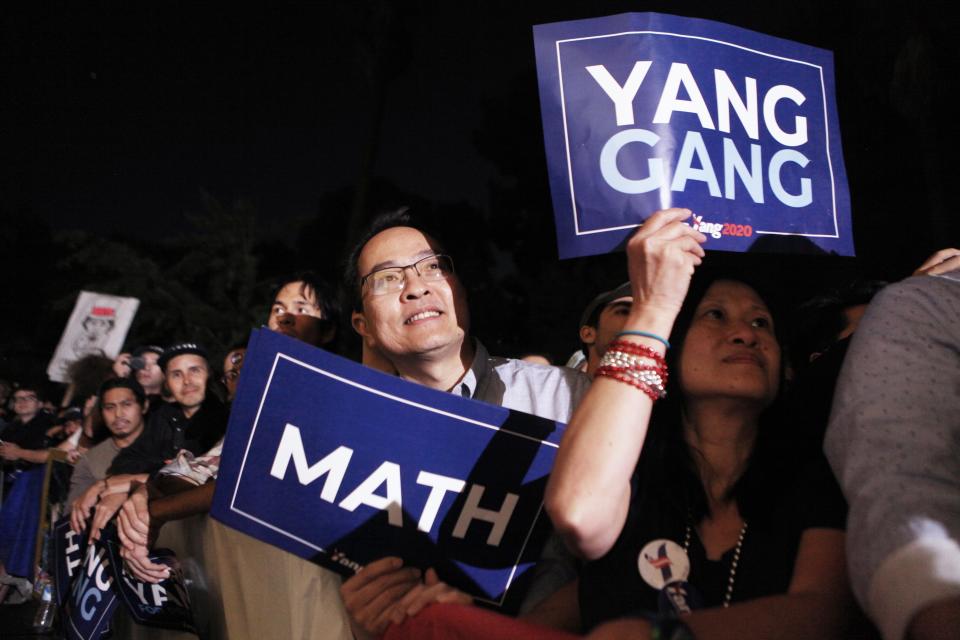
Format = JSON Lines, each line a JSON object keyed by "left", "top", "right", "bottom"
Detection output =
{"left": 534, "top": 12, "right": 854, "bottom": 259}
{"left": 212, "top": 329, "right": 564, "bottom": 606}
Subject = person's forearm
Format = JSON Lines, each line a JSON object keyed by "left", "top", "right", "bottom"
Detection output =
{"left": 102, "top": 473, "right": 150, "bottom": 495}
{"left": 545, "top": 307, "right": 672, "bottom": 560}
{"left": 147, "top": 481, "right": 216, "bottom": 524}
{"left": 17, "top": 448, "right": 51, "bottom": 464}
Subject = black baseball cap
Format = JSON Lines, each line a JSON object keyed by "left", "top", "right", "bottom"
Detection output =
{"left": 579, "top": 282, "right": 632, "bottom": 329}
{"left": 158, "top": 342, "right": 209, "bottom": 371}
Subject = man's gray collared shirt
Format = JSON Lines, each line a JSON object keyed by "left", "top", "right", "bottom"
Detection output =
{"left": 457, "top": 341, "right": 590, "bottom": 424}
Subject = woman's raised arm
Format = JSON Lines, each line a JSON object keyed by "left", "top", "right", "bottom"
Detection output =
{"left": 545, "top": 209, "right": 706, "bottom": 560}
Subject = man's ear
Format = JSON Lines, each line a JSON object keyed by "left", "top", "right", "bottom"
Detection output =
{"left": 352, "top": 310, "right": 371, "bottom": 343}
{"left": 579, "top": 325, "right": 597, "bottom": 347}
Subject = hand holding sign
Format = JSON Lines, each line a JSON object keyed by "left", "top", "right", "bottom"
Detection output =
{"left": 117, "top": 484, "right": 170, "bottom": 583}
{"left": 534, "top": 12, "right": 854, "bottom": 259}
{"left": 392, "top": 567, "right": 472, "bottom": 621}
{"left": 70, "top": 483, "right": 100, "bottom": 534}
{"left": 88, "top": 491, "right": 126, "bottom": 543}
{"left": 340, "top": 557, "right": 423, "bottom": 636}
{"left": 625, "top": 209, "right": 706, "bottom": 327}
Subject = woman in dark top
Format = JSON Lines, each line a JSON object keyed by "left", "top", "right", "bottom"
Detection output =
{"left": 545, "top": 209, "right": 852, "bottom": 639}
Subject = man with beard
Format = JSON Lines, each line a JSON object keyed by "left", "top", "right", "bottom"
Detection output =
{"left": 67, "top": 379, "right": 147, "bottom": 522}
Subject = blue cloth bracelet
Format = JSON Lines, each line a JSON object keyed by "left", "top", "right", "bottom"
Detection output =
{"left": 616, "top": 330, "right": 670, "bottom": 350}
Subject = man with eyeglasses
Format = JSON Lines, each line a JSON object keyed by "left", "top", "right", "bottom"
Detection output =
{"left": 339, "top": 208, "right": 590, "bottom": 637}
{"left": 0, "top": 383, "right": 55, "bottom": 466}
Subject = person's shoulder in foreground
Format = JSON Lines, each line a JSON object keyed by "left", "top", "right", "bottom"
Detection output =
{"left": 825, "top": 268, "right": 960, "bottom": 640}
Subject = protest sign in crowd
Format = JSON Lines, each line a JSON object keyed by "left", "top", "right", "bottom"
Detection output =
{"left": 2, "top": 12, "right": 959, "bottom": 640}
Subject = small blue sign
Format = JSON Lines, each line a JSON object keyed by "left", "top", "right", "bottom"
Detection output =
{"left": 212, "top": 329, "right": 564, "bottom": 606}
{"left": 534, "top": 12, "right": 854, "bottom": 258}
{"left": 61, "top": 529, "right": 119, "bottom": 640}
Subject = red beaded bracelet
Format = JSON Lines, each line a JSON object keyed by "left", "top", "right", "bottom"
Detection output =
{"left": 605, "top": 339, "right": 667, "bottom": 367}
{"left": 595, "top": 367, "right": 662, "bottom": 402}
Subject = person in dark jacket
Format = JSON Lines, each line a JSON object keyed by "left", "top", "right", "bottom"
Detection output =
{"left": 107, "top": 342, "right": 227, "bottom": 476}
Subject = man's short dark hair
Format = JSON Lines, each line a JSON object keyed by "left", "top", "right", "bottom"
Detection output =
{"left": 578, "top": 282, "right": 632, "bottom": 357}
{"left": 98, "top": 377, "right": 146, "bottom": 407}
{"left": 343, "top": 207, "right": 449, "bottom": 312}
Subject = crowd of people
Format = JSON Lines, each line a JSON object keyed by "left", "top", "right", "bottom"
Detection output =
{"left": 1, "top": 208, "right": 958, "bottom": 640}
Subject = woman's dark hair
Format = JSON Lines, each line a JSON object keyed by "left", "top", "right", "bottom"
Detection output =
{"left": 635, "top": 268, "right": 794, "bottom": 526}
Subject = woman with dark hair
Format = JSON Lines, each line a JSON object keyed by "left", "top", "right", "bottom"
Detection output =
{"left": 544, "top": 209, "right": 851, "bottom": 639}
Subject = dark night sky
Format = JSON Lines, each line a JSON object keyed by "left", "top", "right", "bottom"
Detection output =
{"left": 3, "top": 2, "right": 953, "bottom": 246}
{"left": 1, "top": 1, "right": 958, "bottom": 373}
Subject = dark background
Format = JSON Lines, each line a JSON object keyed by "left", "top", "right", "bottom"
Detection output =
{"left": 1, "top": 1, "right": 956, "bottom": 384}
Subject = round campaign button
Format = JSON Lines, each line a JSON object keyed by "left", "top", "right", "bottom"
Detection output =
{"left": 637, "top": 539, "right": 690, "bottom": 590}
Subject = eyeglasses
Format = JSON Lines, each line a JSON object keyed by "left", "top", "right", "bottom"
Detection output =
{"left": 360, "top": 254, "right": 455, "bottom": 296}
{"left": 13, "top": 394, "right": 38, "bottom": 403}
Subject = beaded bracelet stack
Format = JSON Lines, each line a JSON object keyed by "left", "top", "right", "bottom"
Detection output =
{"left": 595, "top": 338, "right": 668, "bottom": 402}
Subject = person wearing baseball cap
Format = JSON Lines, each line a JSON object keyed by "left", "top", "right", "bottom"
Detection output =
{"left": 577, "top": 282, "right": 633, "bottom": 377}
{"left": 106, "top": 341, "right": 227, "bottom": 476}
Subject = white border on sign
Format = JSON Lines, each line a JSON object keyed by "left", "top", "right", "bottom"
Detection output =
{"left": 227, "top": 352, "right": 556, "bottom": 606}
{"left": 554, "top": 30, "right": 840, "bottom": 239}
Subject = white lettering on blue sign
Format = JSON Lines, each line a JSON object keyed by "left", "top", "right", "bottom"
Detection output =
{"left": 452, "top": 484, "right": 519, "bottom": 547}
{"left": 71, "top": 545, "right": 113, "bottom": 621}
{"left": 589, "top": 60, "right": 811, "bottom": 207}
{"left": 339, "top": 461, "right": 404, "bottom": 526}
{"left": 64, "top": 529, "right": 82, "bottom": 578}
{"left": 124, "top": 574, "right": 168, "bottom": 607}
{"left": 269, "top": 423, "right": 520, "bottom": 546}
{"left": 270, "top": 424, "right": 352, "bottom": 502}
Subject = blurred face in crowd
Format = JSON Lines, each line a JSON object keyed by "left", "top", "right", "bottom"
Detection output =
{"left": 12, "top": 389, "right": 41, "bottom": 422}
{"left": 678, "top": 280, "right": 781, "bottom": 409}
{"left": 268, "top": 281, "right": 331, "bottom": 347}
{"left": 352, "top": 227, "right": 469, "bottom": 365}
{"left": 221, "top": 348, "right": 245, "bottom": 401}
{"left": 580, "top": 296, "right": 633, "bottom": 373}
{"left": 100, "top": 387, "right": 146, "bottom": 444}
{"left": 62, "top": 417, "right": 83, "bottom": 437}
{"left": 165, "top": 354, "right": 209, "bottom": 418}
{"left": 135, "top": 351, "right": 164, "bottom": 395}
